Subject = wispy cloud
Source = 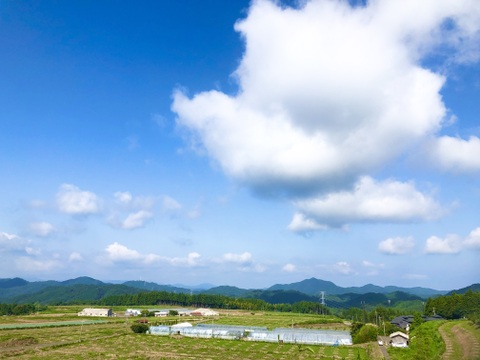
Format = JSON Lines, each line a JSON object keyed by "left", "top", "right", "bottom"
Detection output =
{"left": 28, "top": 222, "right": 55, "bottom": 237}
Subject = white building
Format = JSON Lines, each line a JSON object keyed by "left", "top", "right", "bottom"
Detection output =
{"left": 125, "top": 309, "right": 142, "bottom": 316}
{"left": 78, "top": 308, "right": 112, "bottom": 317}
{"left": 389, "top": 331, "right": 409, "bottom": 348}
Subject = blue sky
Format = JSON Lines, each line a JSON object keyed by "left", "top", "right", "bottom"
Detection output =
{"left": 1, "top": 0, "right": 479, "bottom": 290}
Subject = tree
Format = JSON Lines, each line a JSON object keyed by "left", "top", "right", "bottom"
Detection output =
{"left": 130, "top": 323, "right": 149, "bottom": 333}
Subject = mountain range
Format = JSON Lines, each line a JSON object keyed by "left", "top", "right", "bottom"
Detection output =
{"left": 1, "top": 276, "right": 475, "bottom": 308}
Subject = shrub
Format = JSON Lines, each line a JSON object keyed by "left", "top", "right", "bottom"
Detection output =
{"left": 130, "top": 323, "right": 149, "bottom": 334}
{"left": 353, "top": 324, "right": 378, "bottom": 344}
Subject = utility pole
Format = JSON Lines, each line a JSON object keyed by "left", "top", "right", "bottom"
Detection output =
{"left": 361, "top": 301, "right": 366, "bottom": 323}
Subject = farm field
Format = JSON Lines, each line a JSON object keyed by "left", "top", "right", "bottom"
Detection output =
{"left": 0, "top": 308, "right": 378, "bottom": 359}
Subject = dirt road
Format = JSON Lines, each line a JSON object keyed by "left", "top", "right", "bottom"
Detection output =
{"left": 439, "top": 322, "right": 480, "bottom": 360}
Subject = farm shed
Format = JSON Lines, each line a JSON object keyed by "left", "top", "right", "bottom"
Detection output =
{"left": 389, "top": 331, "right": 409, "bottom": 348}
{"left": 78, "top": 308, "right": 112, "bottom": 317}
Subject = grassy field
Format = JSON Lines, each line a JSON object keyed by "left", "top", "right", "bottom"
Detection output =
{"left": 0, "top": 307, "right": 378, "bottom": 359}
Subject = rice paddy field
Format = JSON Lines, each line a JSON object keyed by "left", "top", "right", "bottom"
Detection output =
{"left": 0, "top": 307, "right": 379, "bottom": 359}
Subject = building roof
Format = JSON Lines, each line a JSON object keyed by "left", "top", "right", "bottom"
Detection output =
{"left": 390, "top": 331, "right": 409, "bottom": 339}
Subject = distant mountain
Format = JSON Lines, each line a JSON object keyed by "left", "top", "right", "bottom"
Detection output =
{"left": 447, "top": 283, "right": 480, "bottom": 295}
{"left": 268, "top": 277, "right": 447, "bottom": 298}
{"left": 173, "top": 283, "right": 216, "bottom": 291}
{"left": 0, "top": 276, "right": 462, "bottom": 306}
{"left": 202, "top": 286, "right": 251, "bottom": 297}
{"left": 122, "top": 281, "right": 189, "bottom": 293}
{"left": 269, "top": 278, "right": 339, "bottom": 295}
{"left": 243, "top": 290, "right": 318, "bottom": 304}
{"left": 11, "top": 284, "right": 143, "bottom": 305}
{"left": 62, "top": 277, "right": 105, "bottom": 286}
{"left": 0, "top": 277, "right": 29, "bottom": 289}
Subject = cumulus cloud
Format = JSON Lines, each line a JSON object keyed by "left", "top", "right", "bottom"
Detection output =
{"left": 29, "top": 222, "right": 55, "bottom": 237}
{"left": 289, "top": 177, "right": 443, "bottom": 229}
{"left": 379, "top": 236, "right": 415, "bottom": 255}
{"left": 464, "top": 227, "right": 480, "bottom": 249}
{"left": 56, "top": 184, "right": 100, "bottom": 215}
{"left": 425, "top": 136, "right": 480, "bottom": 172}
{"left": 423, "top": 227, "right": 480, "bottom": 254}
{"left": 120, "top": 210, "right": 153, "bottom": 230}
{"left": 173, "top": 0, "right": 480, "bottom": 197}
{"left": 425, "top": 234, "right": 463, "bottom": 254}
{"left": 105, "top": 242, "right": 143, "bottom": 262}
{"left": 171, "top": 0, "right": 480, "bottom": 231}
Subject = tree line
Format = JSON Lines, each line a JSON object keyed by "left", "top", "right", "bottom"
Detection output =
{"left": 96, "top": 290, "right": 330, "bottom": 315}
{"left": 0, "top": 303, "right": 45, "bottom": 315}
{"left": 424, "top": 290, "right": 480, "bottom": 323}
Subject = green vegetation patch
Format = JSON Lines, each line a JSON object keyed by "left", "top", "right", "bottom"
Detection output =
{"left": 0, "top": 320, "right": 107, "bottom": 330}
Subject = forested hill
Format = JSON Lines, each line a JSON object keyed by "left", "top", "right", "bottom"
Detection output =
{"left": 447, "top": 283, "right": 480, "bottom": 295}
{"left": 0, "top": 276, "right": 469, "bottom": 307}
{"left": 268, "top": 277, "right": 447, "bottom": 298}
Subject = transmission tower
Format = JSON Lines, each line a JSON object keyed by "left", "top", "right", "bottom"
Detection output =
{"left": 320, "top": 291, "right": 326, "bottom": 306}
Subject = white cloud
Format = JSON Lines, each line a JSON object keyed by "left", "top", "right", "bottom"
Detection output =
{"left": 105, "top": 242, "right": 143, "bottom": 262}
{"left": 287, "top": 213, "right": 330, "bottom": 233}
{"left": 379, "top": 236, "right": 415, "bottom": 255}
{"left": 362, "top": 260, "right": 384, "bottom": 275}
{"left": 291, "top": 177, "right": 443, "bottom": 229}
{"left": 282, "top": 263, "right": 296, "bottom": 272}
{"left": 170, "top": 252, "right": 201, "bottom": 267}
{"left": 104, "top": 242, "right": 201, "bottom": 267}
{"left": 29, "top": 222, "right": 55, "bottom": 237}
{"left": 120, "top": 210, "right": 153, "bottom": 230}
{"left": 463, "top": 227, "right": 480, "bottom": 249}
{"left": 425, "top": 234, "right": 462, "bottom": 254}
{"left": 114, "top": 191, "right": 133, "bottom": 204}
{"left": 173, "top": 0, "right": 480, "bottom": 199}
{"left": 334, "top": 261, "right": 354, "bottom": 275}
{"left": 56, "top": 184, "right": 100, "bottom": 215}
{"left": 425, "top": 136, "right": 480, "bottom": 172}
{"left": 15, "top": 256, "right": 62, "bottom": 272}
{"left": 0, "top": 232, "right": 29, "bottom": 252}
{"left": 69, "top": 252, "right": 83, "bottom": 262}
{"left": 222, "top": 252, "right": 253, "bottom": 264}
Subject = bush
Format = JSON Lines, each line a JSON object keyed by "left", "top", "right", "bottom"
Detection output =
{"left": 130, "top": 323, "right": 149, "bottom": 334}
{"left": 353, "top": 324, "right": 378, "bottom": 344}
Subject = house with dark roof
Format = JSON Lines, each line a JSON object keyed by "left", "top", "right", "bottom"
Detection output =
{"left": 390, "top": 314, "right": 443, "bottom": 330}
